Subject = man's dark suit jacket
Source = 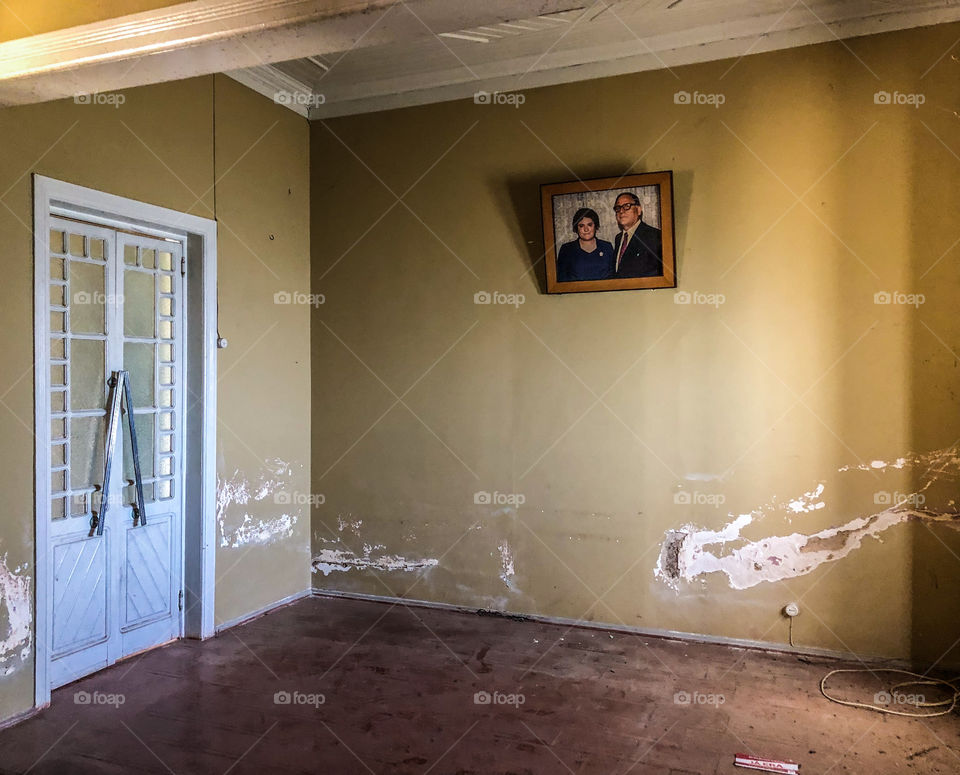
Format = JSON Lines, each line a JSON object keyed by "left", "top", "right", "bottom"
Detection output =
{"left": 613, "top": 222, "right": 663, "bottom": 278}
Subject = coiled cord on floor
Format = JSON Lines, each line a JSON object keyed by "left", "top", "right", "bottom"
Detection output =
{"left": 821, "top": 668, "right": 960, "bottom": 718}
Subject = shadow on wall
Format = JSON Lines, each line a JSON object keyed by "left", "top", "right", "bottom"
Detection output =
{"left": 907, "top": 53, "right": 960, "bottom": 668}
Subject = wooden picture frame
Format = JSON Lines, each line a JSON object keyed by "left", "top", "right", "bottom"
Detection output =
{"left": 541, "top": 171, "right": 676, "bottom": 294}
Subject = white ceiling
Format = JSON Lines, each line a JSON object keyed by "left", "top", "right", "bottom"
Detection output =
{"left": 1, "top": 0, "right": 959, "bottom": 115}
{"left": 231, "top": 0, "right": 960, "bottom": 118}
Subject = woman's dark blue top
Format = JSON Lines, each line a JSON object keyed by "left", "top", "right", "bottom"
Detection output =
{"left": 556, "top": 239, "right": 615, "bottom": 282}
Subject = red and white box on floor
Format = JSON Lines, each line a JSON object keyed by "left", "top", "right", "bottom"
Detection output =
{"left": 734, "top": 753, "right": 800, "bottom": 773}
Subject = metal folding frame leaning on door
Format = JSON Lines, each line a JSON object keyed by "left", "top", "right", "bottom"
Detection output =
{"left": 32, "top": 175, "right": 218, "bottom": 708}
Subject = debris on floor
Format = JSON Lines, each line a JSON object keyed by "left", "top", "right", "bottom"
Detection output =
{"left": 734, "top": 753, "right": 800, "bottom": 772}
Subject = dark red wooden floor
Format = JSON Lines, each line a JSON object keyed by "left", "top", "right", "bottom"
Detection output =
{"left": 1, "top": 595, "right": 957, "bottom": 774}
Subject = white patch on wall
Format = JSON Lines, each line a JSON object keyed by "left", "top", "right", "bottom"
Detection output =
{"left": 785, "top": 483, "right": 826, "bottom": 514}
{"left": 312, "top": 547, "right": 439, "bottom": 576}
{"left": 217, "top": 458, "right": 299, "bottom": 548}
{"left": 0, "top": 554, "right": 32, "bottom": 677}
{"left": 656, "top": 446, "right": 960, "bottom": 591}
{"left": 684, "top": 473, "right": 725, "bottom": 482}
{"left": 498, "top": 541, "right": 520, "bottom": 593}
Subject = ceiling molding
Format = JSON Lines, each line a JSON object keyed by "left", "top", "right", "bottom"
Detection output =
{"left": 0, "top": 0, "right": 585, "bottom": 106}
{"left": 227, "top": 64, "right": 315, "bottom": 117}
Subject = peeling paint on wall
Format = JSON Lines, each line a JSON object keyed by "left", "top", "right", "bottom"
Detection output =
{"left": 217, "top": 458, "right": 300, "bottom": 548}
{"left": 0, "top": 554, "right": 31, "bottom": 677}
{"left": 656, "top": 446, "right": 960, "bottom": 590}
{"left": 312, "top": 547, "right": 439, "bottom": 576}
{"left": 498, "top": 541, "right": 519, "bottom": 593}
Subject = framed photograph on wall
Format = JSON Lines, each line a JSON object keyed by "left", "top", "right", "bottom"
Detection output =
{"left": 541, "top": 171, "right": 676, "bottom": 294}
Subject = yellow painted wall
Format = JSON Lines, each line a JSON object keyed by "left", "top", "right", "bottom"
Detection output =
{"left": 0, "top": 1, "right": 184, "bottom": 43}
{"left": 310, "top": 22, "right": 960, "bottom": 666}
{"left": 0, "top": 74, "right": 311, "bottom": 722}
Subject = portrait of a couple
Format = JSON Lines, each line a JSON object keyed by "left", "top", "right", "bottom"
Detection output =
{"left": 542, "top": 172, "right": 676, "bottom": 294}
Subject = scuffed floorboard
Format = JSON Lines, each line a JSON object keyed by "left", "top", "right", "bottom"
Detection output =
{"left": 0, "top": 596, "right": 956, "bottom": 773}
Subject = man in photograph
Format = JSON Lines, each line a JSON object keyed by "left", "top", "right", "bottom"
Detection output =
{"left": 611, "top": 192, "right": 663, "bottom": 278}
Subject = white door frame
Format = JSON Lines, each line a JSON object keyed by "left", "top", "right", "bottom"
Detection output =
{"left": 32, "top": 175, "right": 218, "bottom": 708}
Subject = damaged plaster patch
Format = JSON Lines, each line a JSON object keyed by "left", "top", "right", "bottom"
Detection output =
{"left": 656, "top": 446, "right": 960, "bottom": 591}
{"left": 498, "top": 541, "right": 521, "bottom": 593}
{"left": 217, "top": 458, "right": 299, "bottom": 548}
{"left": 0, "top": 554, "right": 32, "bottom": 677}
{"left": 786, "top": 483, "right": 826, "bottom": 513}
{"left": 314, "top": 513, "right": 438, "bottom": 576}
{"left": 312, "top": 548, "right": 438, "bottom": 576}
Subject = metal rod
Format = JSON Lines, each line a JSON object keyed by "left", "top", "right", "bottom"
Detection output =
{"left": 93, "top": 370, "right": 148, "bottom": 535}
{"left": 93, "top": 372, "right": 123, "bottom": 536}
{"left": 122, "top": 373, "right": 147, "bottom": 527}
{"left": 51, "top": 213, "right": 182, "bottom": 244}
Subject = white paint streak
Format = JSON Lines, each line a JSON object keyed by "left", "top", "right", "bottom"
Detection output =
{"left": 657, "top": 446, "right": 960, "bottom": 590}
{"left": 312, "top": 548, "right": 439, "bottom": 576}
{"left": 217, "top": 458, "right": 299, "bottom": 548}
{"left": 498, "top": 541, "right": 520, "bottom": 593}
{"left": 786, "top": 483, "right": 826, "bottom": 513}
{"left": 0, "top": 555, "right": 32, "bottom": 677}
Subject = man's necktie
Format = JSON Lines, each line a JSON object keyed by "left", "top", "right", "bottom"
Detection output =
{"left": 617, "top": 230, "right": 629, "bottom": 271}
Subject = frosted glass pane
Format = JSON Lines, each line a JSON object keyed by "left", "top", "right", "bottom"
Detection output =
{"left": 50, "top": 284, "right": 65, "bottom": 307}
{"left": 51, "top": 390, "right": 65, "bottom": 413}
{"left": 159, "top": 275, "right": 172, "bottom": 294}
{"left": 50, "top": 257, "right": 65, "bottom": 280}
{"left": 159, "top": 251, "right": 173, "bottom": 271}
{"left": 51, "top": 497, "right": 66, "bottom": 520}
{"left": 51, "top": 311, "right": 65, "bottom": 333}
{"left": 71, "top": 415, "right": 105, "bottom": 490}
{"left": 159, "top": 411, "right": 173, "bottom": 430}
{"left": 123, "top": 413, "right": 155, "bottom": 481}
{"left": 50, "top": 364, "right": 65, "bottom": 386}
{"left": 158, "top": 344, "right": 173, "bottom": 362}
{"left": 159, "top": 297, "right": 173, "bottom": 316}
{"left": 124, "top": 342, "right": 155, "bottom": 408}
{"left": 51, "top": 418, "right": 65, "bottom": 440}
{"left": 124, "top": 271, "right": 155, "bottom": 337}
{"left": 50, "top": 338, "right": 65, "bottom": 359}
{"left": 50, "top": 230, "right": 65, "bottom": 254}
{"left": 157, "top": 480, "right": 172, "bottom": 500}
{"left": 70, "top": 493, "right": 87, "bottom": 517}
{"left": 68, "top": 233, "right": 85, "bottom": 257}
{"left": 158, "top": 457, "right": 172, "bottom": 476}
{"left": 124, "top": 244, "right": 138, "bottom": 266}
{"left": 90, "top": 239, "right": 105, "bottom": 260}
{"left": 70, "top": 261, "right": 105, "bottom": 335}
{"left": 124, "top": 482, "right": 154, "bottom": 506}
{"left": 159, "top": 434, "right": 172, "bottom": 453}
{"left": 159, "top": 389, "right": 172, "bottom": 408}
{"left": 159, "top": 320, "right": 173, "bottom": 340}
{"left": 70, "top": 338, "right": 106, "bottom": 411}
{"left": 51, "top": 443, "right": 65, "bottom": 467}
{"left": 141, "top": 248, "right": 155, "bottom": 269}
{"left": 51, "top": 469, "right": 66, "bottom": 493}
{"left": 159, "top": 365, "right": 173, "bottom": 385}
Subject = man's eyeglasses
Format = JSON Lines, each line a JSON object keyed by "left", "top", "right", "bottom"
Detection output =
{"left": 612, "top": 203, "right": 638, "bottom": 213}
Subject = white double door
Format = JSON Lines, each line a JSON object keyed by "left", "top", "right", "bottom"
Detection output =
{"left": 46, "top": 216, "right": 185, "bottom": 688}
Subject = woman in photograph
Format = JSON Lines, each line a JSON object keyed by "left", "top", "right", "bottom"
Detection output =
{"left": 556, "top": 207, "right": 614, "bottom": 282}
